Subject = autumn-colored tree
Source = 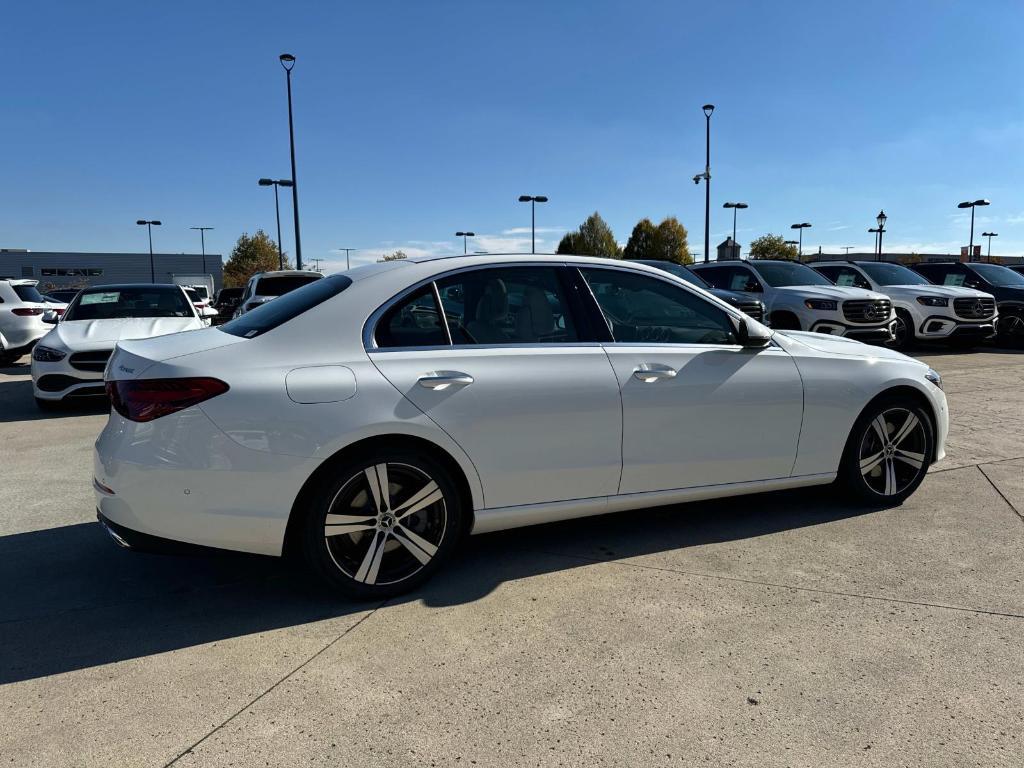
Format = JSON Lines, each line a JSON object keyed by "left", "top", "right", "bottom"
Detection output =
{"left": 749, "top": 234, "right": 799, "bottom": 261}
{"left": 223, "top": 230, "right": 290, "bottom": 287}
{"left": 556, "top": 212, "right": 620, "bottom": 258}
{"left": 622, "top": 218, "right": 658, "bottom": 261}
{"left": 379, "top": 250, "right": 408, "bottom": 262}
{"left": 652, "top": 217, "right": 692, "bottom": 264}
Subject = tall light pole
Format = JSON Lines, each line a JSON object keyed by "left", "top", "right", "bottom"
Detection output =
{"left": 455, "top": 231, "right": 475, "bottom": 254}
{"left": 279, "top": 53, "right": 302, "bottom": 269}
{"left": 868, "top": 227, "right": 881, "bottom": 259}
{"left": 136, "top": 220, "right": 161, "bottom": 282}
{"left": 337, "top": 248, "right": 355, "bottom": 270}
{"left": 957, "top": 199, "right": 990, "bottom": 262}
{"left": 790, "top": 222, "right": 811, "bottom": 260}
{"left": 190, "top": 226, "right": 213, "bottom": 273}
{"left": 982, "top": 231, "right": 998, "bottom": 262}
{"left": 259, "top": 178, "right": 294, "bottom": 270}
{"left": 518, "top": 195, "right": 548, "bottom": 253}
{"left": 723, "top": 202, "right": 748, "bottom": 245}
{"left": 875, "top": 210, "right": 887, "bottom": 261}
{"left": 694, "top": 104, "right": 714, "bottom": 263}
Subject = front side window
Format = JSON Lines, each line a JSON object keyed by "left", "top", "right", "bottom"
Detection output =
{"left": 826, "top": 266, "right": 871, "bottom": 289}
{"left": 436, "top": 267, "right": 578, "bottom": 345}
{"left": 725, "top": 267, "right": 763, "bottom": 292}
{"left": 581, "top": 268, "right": 737, "bottom": 345}
{"left": 64, "top": 287, "right": 195, "bottom": 321}
{"left": 693, "top": 266, "right": 731, "bottom": 290}
{"left": 375, "top": 286, "right": 448, "bottom": 348}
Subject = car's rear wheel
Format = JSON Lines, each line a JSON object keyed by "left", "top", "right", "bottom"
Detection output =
{"left": 299, "top": 450, "right": 464, "bottom": 599}
{"left": 839, "top": 396, "right": 934, "bottom": 505}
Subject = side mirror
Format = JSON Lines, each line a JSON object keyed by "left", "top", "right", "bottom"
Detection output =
{"left": 42, "top": 310, "right": 59, "bottom": 325}
{"left": 733, "top": 315, "right": 772, "bottom": 348}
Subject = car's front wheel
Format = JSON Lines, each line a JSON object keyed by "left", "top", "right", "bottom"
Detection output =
{"left": 890, "top": 309, "right": 913, "bottom": 351}
{"left": 299, "top": 450, "right": 464, "bottom": 599}
{"left": 839, "top": 395, "right": 934, "bottom": 505}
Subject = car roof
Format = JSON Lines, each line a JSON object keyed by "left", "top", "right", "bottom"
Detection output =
{"left": 75, "top": 283, "right": 187, "bottom": 290}
{"left": 253, "top": 270, "right": 324, "bottom": 278}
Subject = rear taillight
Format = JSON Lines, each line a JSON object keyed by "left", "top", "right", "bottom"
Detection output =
{"left": 106, "top": 377, "right": 229, "bottom": 422}
{"left": 11, "top": 308, "right": 44, "bottom": 316}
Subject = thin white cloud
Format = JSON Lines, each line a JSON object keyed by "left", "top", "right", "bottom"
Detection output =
{"left": 501, "top": 226, "right": 566, "bottom": 235}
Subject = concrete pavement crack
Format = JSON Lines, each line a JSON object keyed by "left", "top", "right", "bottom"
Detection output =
{"left": 540, "top": 550, "right": 1024, "bottom": 621}
{"left": 162, "top": 600, "right": 387, "bottom": 767}
{"left": 977, "top": 464, "right": 1024, "bottom": 525}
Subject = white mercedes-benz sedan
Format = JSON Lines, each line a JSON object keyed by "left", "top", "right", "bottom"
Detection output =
{"left": 32, "top": 284, "right": 206, "bottom": 407}
{"left": 94, "top": 255, "right": 948, "bottom": 597}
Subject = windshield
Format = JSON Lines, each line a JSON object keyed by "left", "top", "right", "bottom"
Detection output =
{"left": 859, "top": 262, "right": 930, "bottom": 286}
{"left": 751, "top": 261, "right": 832, "bottom": 287}
{"left": 64, "top": 287, "right": 195, "bottom": 321}
{"left": 220, "top": 274, "right": 352, "bottom": 338}
{"left": 254, "top": 275, "right": 322, "bottom": 296}
{"left": 12, "top": 284, "right": 45, "bottom": 303}
{"left": 970, "top": 263, "right": 1024, "bottom": 287}
{"left": 633, "top": 261, "right": 708, "bottom": 288}
{"left": 191, "top": 286, "right": 210, "bottom": 300}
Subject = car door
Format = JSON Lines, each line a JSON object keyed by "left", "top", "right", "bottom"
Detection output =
{"left": 579, "top": 266, "right": 804, "bottom": 494}
{"left": 367, "top": 265, "right": 623, "bottom": 509}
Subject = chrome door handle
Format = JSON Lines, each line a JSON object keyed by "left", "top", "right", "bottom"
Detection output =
{"left": 633, "top": 363, "right": 677, "bottom": 382}
{"left": 417, "top": 371, "right": 474, "bottom": 390}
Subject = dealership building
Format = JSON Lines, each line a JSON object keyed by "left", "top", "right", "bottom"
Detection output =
{"left": 0, "top": 249, "right": 224, "bottom": 291}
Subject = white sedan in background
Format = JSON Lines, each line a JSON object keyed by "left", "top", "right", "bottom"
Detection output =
{"left": 95, "top": 255, "right": 947, "bottom": 598}
{"left": 32, "top": 284, "right": 206, "bottom": 407}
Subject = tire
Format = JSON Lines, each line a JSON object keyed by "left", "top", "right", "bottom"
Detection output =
{"left": 838, "top": 395, "right": 934, "bottom": 505}
{"left": 299, "top": 449, "right": 464, "bottom": 599}
{"left": 890, "top": 310, "right": 914, "bottom": 351}
{"left": 770, "top": 311, "right": 801, "bottom": 331}
{"left": 996, "top": 312, "right": 1024, "bottom": 348}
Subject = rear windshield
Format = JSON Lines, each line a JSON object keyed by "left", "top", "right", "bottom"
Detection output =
{"left": 220, "top": 274, "right": 352, "bottom": 338}
{"left": 254, "top": 275, "right": 322, "bottom": 296}
{"left": 13, "top": 285, "right": 44, "bottom": 303}
{"left": 64, "top": 287, "right": 195, "bottom": 320}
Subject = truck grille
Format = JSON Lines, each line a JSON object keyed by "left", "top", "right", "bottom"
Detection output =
{"left": 842, "top": 299, "right": 891, "bottom": 324}
{"left": 736, "top": 300, "right": 764, "bottom": 323}
{"left": 68, "top": 349, "right": 113, "bottom": 373}
{"left": 953, "top": 297, "right": 995, "bottom": 319}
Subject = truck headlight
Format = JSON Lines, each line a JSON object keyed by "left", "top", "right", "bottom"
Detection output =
{"left": 925, "top": 368, "right": 943, "bottom": 390}
{"left": 32, "top": 345, "right": 67, "bottom": 362}
{"left": 916, "top": 296, "right": 949, "bottom": 307}
{"left": 804, "top": 299, "right": 838, "bottom": 311}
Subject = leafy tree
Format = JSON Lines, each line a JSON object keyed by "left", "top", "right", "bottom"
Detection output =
{"left": 749, "top": 234, "right": 799, "bottom": 261}
{"left": 223, "top": 230, "right": 290, "bottom": 287}
{"left": 622, "top": 218, "right": 658, "bottom": 261}
{"left": 556, "top": 212, "right": 620, "bottom": 258}
{"left": 379, "top": 250, "right": 408, "bottom": 262}
{"left": 652, "top": 217, "right": 692, "bottom": 264}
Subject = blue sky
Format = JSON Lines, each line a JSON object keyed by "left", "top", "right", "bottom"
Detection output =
{"left": 3, "top": 1, "right": 1023, "bottom": 270}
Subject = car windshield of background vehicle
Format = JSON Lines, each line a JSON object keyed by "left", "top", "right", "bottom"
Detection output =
{"left": 633, "top": 261, "right": 709, "bottom": 288}
{"left": 752, "top": 261, "right": 833, "bottom": 287}
{"left": 12, "top": 284, "right": 45, "bottom": 303}
{"left": 254, "top": 275, "right": 322, "bottom": 296}
{"left": 970, "top": 263, "right": 1024, "bottom": 287}
{"left": 436, "top": 267, "right": 579, "bottom": 345}
{"left": 858, "top": 262, "right": 930, "bottom": 286}
{"left": 582, "top": 268, "right": 737, "bottom": 345}
{"left": 220, "top": 274, "right": 352, "bottom": 338}
{"left": 64, "top": 287, "right": 195, "bottom": 321}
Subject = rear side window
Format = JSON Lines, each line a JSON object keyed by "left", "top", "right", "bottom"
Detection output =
{"left": 693, "top": 266, "right": 730, "bottom": 289}
{"left": 375, "top": 286, "right": 448, "bottom": 348}
{"left": 219, "top": 274, "right": 352, "bottom": 338}
{"left": 13, "top": 285, "right": 44, "bottom": 303}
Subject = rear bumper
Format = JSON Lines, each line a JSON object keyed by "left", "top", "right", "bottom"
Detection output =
{"left": 93, "top": 407, "right": 316, "bottom": 556}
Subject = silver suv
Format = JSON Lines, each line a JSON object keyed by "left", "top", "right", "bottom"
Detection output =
{"left": 0, "top": 279, "right": 52, "bottom": 364}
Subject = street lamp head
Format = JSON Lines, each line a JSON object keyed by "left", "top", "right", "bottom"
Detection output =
{"left": 702, "top": 104, "right": 715, "bottom": 117}
{"left": 151, "top": 221, "right": 161, "bottom": 226}
{"left": 784, "top": 240, "right": 798, "bottom": 245}
{"left": 868, "top": 227, "right": 880, "bottom": 233}
{"left": 278, "top": 179, "right": 294, "bottom": 187}
{"left": 957, "top": 201, "right": 973, "bottom": 209}
{"left": 534, "top": 196, "right": 548, "bottom": 203}
{"left": 982, "top": 231, "right": 998, "bottom": 237}
{"left": 136, "top": 220, "right": 147, "bottom": 225}
{"left": 723, "top": 202, "right": 735, "bottom": 209}
{"left": 973, "top": 199, "right": 990, "bottom": 207}
{"left": 876, "top": 210, "right": 887, "bottom": 227}
{"left": 736, "top": 202, "right": 748, "bottom": 209}
{"left": 518, "top": 195, "right": 531, "bottom": 202}
{"left": 258, "top": 178, "right": 273, "bottom": 186}
{"left": 791, "top": 222, "right": 811, "bottom": 230}
{"left": 279, "top": 53, "right": 295, "bottom": 71}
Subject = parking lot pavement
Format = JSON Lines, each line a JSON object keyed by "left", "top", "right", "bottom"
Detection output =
{"left": 1, "top": 349, "right": 1023, "bottom": 767}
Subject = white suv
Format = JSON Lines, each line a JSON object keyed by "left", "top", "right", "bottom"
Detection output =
{"left": 0, "top": 279, "right": 53, "bottom": 364}
{"left": 234, "top": 270, "right": 324, "bottom": 317}
{"left": 691, "top": 260, "right": 896, "bottom": 342}
{"left": 809, "top": 260, "right": 997, "bottom": 350}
